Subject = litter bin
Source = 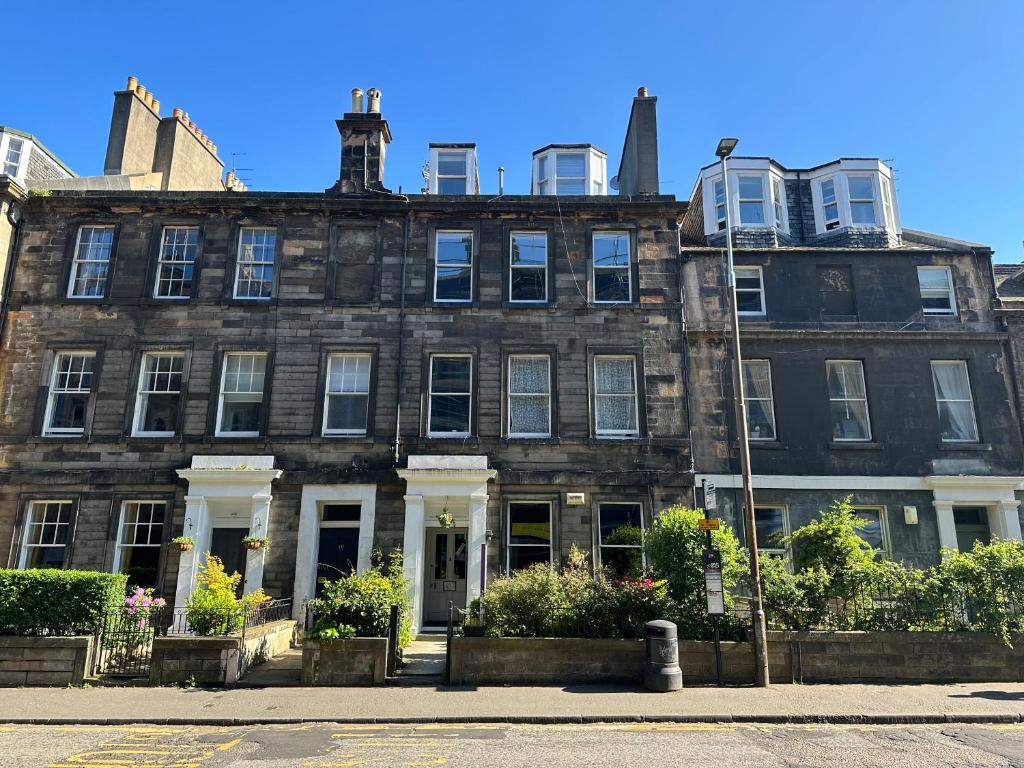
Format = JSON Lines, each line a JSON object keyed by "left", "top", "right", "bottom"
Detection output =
{"left": 644, "top": 619, "right": 682, "bottom": 691}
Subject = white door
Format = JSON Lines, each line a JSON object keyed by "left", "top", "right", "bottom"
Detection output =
{"left": 423, "top": 527, "right": 468, "bottom": 625}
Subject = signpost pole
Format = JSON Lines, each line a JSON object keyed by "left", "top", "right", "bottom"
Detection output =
{"left": 701, "top": 478, "right": 723, "bottom": 686}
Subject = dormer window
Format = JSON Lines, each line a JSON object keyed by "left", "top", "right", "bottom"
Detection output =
{"left": 738, "top": 175, "right": 765, "bottom": 225}
{"left": 700, "top": 161, "right": 788, "bottom": 236}
{"left": 532, "top": 145, "right": 607, "bottom": 196}
{"left": 2, "top": 137, "right": 23, "bottom": 177}
{"left": 821, "top": 178, "right": 840, "bottom": 230}
{"left": 713, "top": 179, "right": 726, "bottom": 231}
{"left": 771, "top": 178, "right": 785, "bottom": 229}
{"left": 847, "top": 176, "right": 877, "bottom": 225}
{"left": 428, "top": 145, "right": 478, "bottom": 195}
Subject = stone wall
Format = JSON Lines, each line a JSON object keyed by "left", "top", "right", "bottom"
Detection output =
{"left": 0, "top": 635, "right": 93, "bottom": 686}
{"left": 302, "top": 638, "right": 387, "bottom": 686}
{"left": 149, "top": 619, "right": 295, "bottom": 687}
{"left": 449, "top": 637, "right": 645, "bottom": 685}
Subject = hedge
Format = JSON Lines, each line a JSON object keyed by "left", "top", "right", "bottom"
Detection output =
{"left": 0, "top": 569, "right": 128, "bottom": 636}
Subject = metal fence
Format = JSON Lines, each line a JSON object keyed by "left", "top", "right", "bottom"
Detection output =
{"left": 93, "top": 598, "right": 292, "bottom": 677}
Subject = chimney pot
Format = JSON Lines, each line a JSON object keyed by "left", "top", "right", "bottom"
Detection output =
{"left": 367, "top": 87, "right": 381, "bottom": 113}
{"left": 144, "top": 92, "right": 154, "bottom": 109}
{"left": 135, "top": 85, "right": 147, "bottom": 100}
{"left": 172, "top": 107, "right": 184, "bottom": 119}
{"left": 188, "top": 120, "right": 196, "bottom": 131}
{"left": 210, "top": 143, "right": 217, "bottom": 154}
{"left": 151, "top": 99, "right": 160, "bottom": 115}
{"left": 637, "top": 86, "right": 649, "bottom": 98}
{"left": 126, "top": 76, "right": 138, "bottom": 92}
{"left": 351, "top": 88, "right": 364, "bottom": 113}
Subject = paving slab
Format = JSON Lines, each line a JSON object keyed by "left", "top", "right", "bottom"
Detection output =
{"left": 0, "top": 682, "right": 1022, "bottom": 725}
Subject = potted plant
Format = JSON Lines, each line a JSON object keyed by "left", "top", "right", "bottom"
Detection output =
{"left": 242, "top": 535, "right": 271, "bottom": 551}
{"left": 436, "top": 508, "right": 454, "bottom": 529}
{"left": 171, "top": 536, "right": 195, "bottom": 552}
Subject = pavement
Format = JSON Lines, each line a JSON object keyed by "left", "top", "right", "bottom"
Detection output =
{"left": 1, "top": 722, "right": 1023, "bottom": 767}
{"left": 1, "top": 682, "right": 1024, "bottom": 726}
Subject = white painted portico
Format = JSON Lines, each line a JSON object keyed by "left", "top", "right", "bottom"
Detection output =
{"left": 173, "top": 455, "right": 282, "bottom": 609}
{"left": 397, "top": 455, "right": 496, "bottom": 633}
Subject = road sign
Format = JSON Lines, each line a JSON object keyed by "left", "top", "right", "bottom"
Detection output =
{"left": 703, "top": 480, "right": 716, "bottom": 512}
{"left": 698, "top": 518, "right": 720, "bottom": 531}
{"left": 702, "top": 548, "right": 726, "bottom": 616}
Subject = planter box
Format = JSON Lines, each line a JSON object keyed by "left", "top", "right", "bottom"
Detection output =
{"left": 302, "top": 638, "right": 387, "bottom": 686}
{"left": 449, "top": 637, "right": 645, "bottom": 685}
{"left": 149, "top": 619, "right": 296, "bottom": 687}
{"left": 0, "top": 635, "right": 94, "bottom": 687}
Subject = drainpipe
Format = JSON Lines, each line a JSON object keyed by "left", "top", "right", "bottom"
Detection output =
{"left": 393, "top": 209, "right": 411, "bottom": 463}
{"left": 0, "top": 195, "right": 25, "bottom": 343}
{"left": 676, "top": 220, "right": 697, "bottom": 494}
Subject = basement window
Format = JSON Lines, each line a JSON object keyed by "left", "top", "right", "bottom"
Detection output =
{"left": 598, "top": 502, "right": 645, "bottom": 576}
{"left": 506, "top": 501, "right": 553, "bottom": 572}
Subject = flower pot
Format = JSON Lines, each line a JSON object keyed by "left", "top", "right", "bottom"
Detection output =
{"left": 173, "top": 541, "right": 194, "bottom": 552}
{"left": 244, "top": 541, "right": 265, "bottom": 551}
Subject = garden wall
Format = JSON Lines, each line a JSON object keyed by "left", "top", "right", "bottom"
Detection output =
{"left": 149, "top": 619, "right": 296, "bottom": 687}
{"left": 302, "top": 638, "right": 388, "bottom": 686}
{"left": 0, "top": 636, "right": 94, "bottom": 686}
{"left": 450, "top": 632, "right": 1024, "bottom": 686}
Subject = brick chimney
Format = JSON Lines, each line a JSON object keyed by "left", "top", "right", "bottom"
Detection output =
{"left": 328, "top": 87, "right": 392, "bottom": 194}
{"left": 615, "top": 87, "right": 660, "bottom": 197}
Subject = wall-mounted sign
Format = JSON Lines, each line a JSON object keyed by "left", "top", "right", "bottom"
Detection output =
{"left": 698, "top": 518, "right": 720, "bottom": 531}
{"left": 702, "top": 548, "right": 726, "bottom": 616}
{"left": 566, "top": 493, "right": 586, "bottom": 506}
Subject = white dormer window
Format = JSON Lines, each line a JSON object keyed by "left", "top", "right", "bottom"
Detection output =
{"left": 737, "top": 175, "right": 766, "bottom": 225}
{"left": 2, "top": 137, "right": 24, "bottom": 177}
{"left": 771, "top": 177, "right": 785, "bottom": 229}
{"left": 713, "top": 179, "right": 726, "bottom": 231}
{"left": 428, "top": 146, "right": 477, "bottom": 195}
{"left": 533, "top": 146, "right": 607, "bottom": 196}
{"left": 847, "top": 176, "right": 877, "bottom": 225}
{"left": 820, "top": 178, "right": 840, "bottom": 230}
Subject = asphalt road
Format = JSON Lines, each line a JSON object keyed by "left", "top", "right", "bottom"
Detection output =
{"left": 1, "top": 722, "right": 1022, "bottom": 767}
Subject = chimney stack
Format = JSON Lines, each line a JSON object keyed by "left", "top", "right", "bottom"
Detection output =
{"left": 328, "top": 86, "right": 392, "bottom": 195}
{"left": 614, "top": 86, "right": 660, "bottom": 197}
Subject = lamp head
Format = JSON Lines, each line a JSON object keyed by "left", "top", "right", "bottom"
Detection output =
{"left": 716, "top": 138, "right": 739, "bottom": 158}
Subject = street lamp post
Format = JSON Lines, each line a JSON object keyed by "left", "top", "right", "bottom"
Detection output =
{"left": 716, "top": 137, "right": 770, "bottom": 687}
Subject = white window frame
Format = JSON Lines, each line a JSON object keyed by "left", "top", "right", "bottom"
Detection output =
{"left": 505, "top": 500, "right": 554, "bottom": 572}
{"left": 597, "top": 501, "right": 647, "bottom": 571}
{"left": 427, "top": 354, "right": 472, "bottom": 438}
{"left": 322, "top": 353, "right": 371, "bottom": 437}
{"left": 554, "top": 151, "right": 587, "bottom": 195}
{"left": 771, "top": 176, "right": 786, "bottom": 229}
{"left": 753, "top": 504, "right": 790, "bottom": 557}
{"left": 826, "top": 359, "right": 872, "bottom": 442}
{"left": 735, "top": 265, "right": 766, "bottom": 316}
{"left": 435, "top": 150, "right": 469, "bottom": 194}
{"left": 881, "top": 177, "right": 896, "bottom": 229}
{"left": 67, "top": 225, "right": 115, "bottom": 299}
{"left": 233, "top": 227, "right": 276, "bottom": 300}
{"left": 132, "top": 352, "right": 185, "bottom": 437}
{"left": 215, "top": 352, "right": 267, "bottom": 438}
{"left": 737, "top": 174, "right": 767, "bottom": 225}
{"left": 931, "top": 360, "right": 980, "bottom": 443}
{"left": 43, "top": 351, "right": 96, "bottom": 437}
{"left": 19, "top": 500, "right": 74, "bottom": 569}
{"left": 112, "top": 500, "right": 166, "bottom": 576}
{"left": 433, "top": 230, "right": 474, "bottom": 303}
{"left": 846, "top": 174, "right": 878, "bottom": 226}
{"left": 917, "top": 266, "right": 957, "bottom": 316}
{"left": 850, "top": 504, "right": 890, "bottom": 556}
{"left": 743, "top": 359, "right": 777, "bottom": 441}
{"left": 509, "top": 231, "right": 548, "bottom": 303}
{"left": 532, "top": 147, "right": 607, "bottom": 196}
{"left": 713, "top": 178, "right": 727, "bottom": 231}
{"left": 591, "top": 231, "right": 632, "bottom": 304}
{"left": 3, "top": 136, "right": 24, "bottom": 177}
{"left": 154, "top": 225, "right": 199, "bottom": 299}
{"left": 593, "top": 355, "right": 640, "bottom": 438}
{"left": 507, "top": 354, "right": 551, "bottom": 438}
{"left": 819, "top": 177, "right": 841, "bottom": 231}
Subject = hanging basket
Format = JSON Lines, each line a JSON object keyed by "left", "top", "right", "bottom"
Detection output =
{"left": 243, "top": 536, "right": 270, "bottom": 551}
{"left": 171, "top": 537, "right": 195, "bottom": 552}
{"left": 436, "top": 510, "right": 454, "bottom": 529}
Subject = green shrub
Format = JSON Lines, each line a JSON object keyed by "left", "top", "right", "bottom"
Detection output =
{"left": 184, "top": 555, "right": 269, "bottom": 636}
{"left": 481, "top": 560, "right": 673, "bottom": 639}
{"left": 0, "top": 568, "right": 127, "bottom": 636}
{"left": 787, "top": 496, "right": 877, "bottom": 583}
{"left": 644, "top": 505, "right": 747, "bottom": 640}
{"left": 308, "top": 549, "right": 412, "bottom": 647}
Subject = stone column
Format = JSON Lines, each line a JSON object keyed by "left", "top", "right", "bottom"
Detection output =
{"left": 244, "top": 493, "right": 272, "bottom": 595}
{"left": 992, "top": 500, "right": 1023, "bottom": 542}
{"left": 403, "top": 494, "right": 425, "bottom": 632}
{"left": 933, "top": 500, "right": 958, "bottom": 555}
{"left": 174, "top": 495, "right": 207, "bottom": 609}
{"left": 466, "top": 493, "right": 489, "bottom": 606}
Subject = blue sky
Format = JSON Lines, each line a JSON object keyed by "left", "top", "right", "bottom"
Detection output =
{"left": 6, "top": 1, "right": 1022, "bottom": 260}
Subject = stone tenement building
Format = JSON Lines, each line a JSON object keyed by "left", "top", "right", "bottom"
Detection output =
{"left": 0, "top": 87, "right": 690, "bottom": 631}
{"left": 681, "top": 157, "right": 1024, "bottom": 566}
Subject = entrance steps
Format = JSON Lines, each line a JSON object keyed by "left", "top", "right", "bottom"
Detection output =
{"left": 392, "top": 638, "right": 446, "bottom": 686}
{"left": 236, "top": 647, "right": 303, "bottom": 687}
